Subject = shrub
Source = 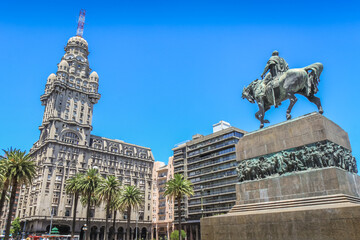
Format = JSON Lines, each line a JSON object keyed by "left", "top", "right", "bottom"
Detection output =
{"left": 170, "top": 230, "right": 186, "bottom": 240}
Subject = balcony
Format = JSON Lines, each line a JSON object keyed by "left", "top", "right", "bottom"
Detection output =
{"left": 189, "top": 195, "right": 236, "bottom": 206}
{"left": 190, "top": 170, "right": 237, "bottom": 184}
{"left": 188, "top": 163, "right": 237, "bottom": 179}
{"left": 187, "top": 139, "right": 239, "bottom": 158}
{"left": 188, "top": 153, "right": 236, "bottom": 171}
{"left": 192, "top": 187, "right": 235, "bottom": 198}
{"left": 193, "top": 179, "right": 237, "bottom": 190}
{"left": 187, "top": 147, "right": 236, "bottom": 166}
{"left": 188, "top": 205, "right": 233, "bottom": 215}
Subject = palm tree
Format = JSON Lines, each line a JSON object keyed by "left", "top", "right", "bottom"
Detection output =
{"left": 109, "top": 192, "right": 123, "bottom": 240}
{"left": 78, "top": 168, "right": 103, "bottom": 240}
{"left": 164, "top": 174, "right": 194, "bottom": 240}
{"left": 1, "top": 149, "right": 37, "bottom": 240}
{"left": 65, "top": 173, "right": 83, "bottom": 240}
{"left": 96, "top": 176, "right": 121, "bottom": 240}
{"left": 0, "top": 148, "right": 13, "bottom": 218}
{"left": 118, "top": 185, "right": 143, "bottom": 240}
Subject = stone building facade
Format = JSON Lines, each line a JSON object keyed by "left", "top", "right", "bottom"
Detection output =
{"left": 172, "top": 121, "right": 246, "bottom": 240}
{"left": 151, "top": 158, "right": 174, "bottom": 240}
{"left": 15, "top": 35, "right": 154, "bottom": 240}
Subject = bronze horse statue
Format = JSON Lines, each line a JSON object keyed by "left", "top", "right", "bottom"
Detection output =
{"left": 242, "top": 63, "right": 324, "bottom": 128}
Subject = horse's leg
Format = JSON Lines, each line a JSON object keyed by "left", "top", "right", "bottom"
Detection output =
{"left": 264, "top": 106, "right": 270, "bottom": 123}
{"left": 298, "top": 92, "right": 324, "bottom": 114}
{"left": 307, "top": 95, "right": 324, "bottom": 114}
{"left": 286, "top": 92, "right": 298, "bottom": 120}
{"left": 258, "top": 102, "right": 266, "bottom": 128}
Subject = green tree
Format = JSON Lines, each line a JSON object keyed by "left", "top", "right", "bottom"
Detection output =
{"left": 78, "top": 168, "right": 102, "bottom": 240}
{"left": 1, "top": 149, "right": 37, "bottom": 240}
{"left": 164, "top": 174, "right": 194, "bottom": 240}
{"left": 10, "top": 217, "right": 21, "bottom": 238}
{"left": 65, "top": 173, "right": 83, "bottom": 240}
{"left": 0, "top": 148, "right": 13, "bottom": 218}
{"left": 108, "top": 192, "right": 124, "bottom": 240}
{"left": 118, "top": 185, "right": 144, "bottom": 240}
{"left": 170, "top": 230, "right": 186, "bottom": 240}
{"left": 96, "top": 175, "right": 121, "bottom": 240}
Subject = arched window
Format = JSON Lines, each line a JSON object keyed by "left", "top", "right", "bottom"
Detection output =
{"left": 61, "top": 132, "right": 80, "bottom": 144}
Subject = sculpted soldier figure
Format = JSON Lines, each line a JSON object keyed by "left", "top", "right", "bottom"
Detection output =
{"left": 261, "top": 50, "right": 289, "bottom": 85}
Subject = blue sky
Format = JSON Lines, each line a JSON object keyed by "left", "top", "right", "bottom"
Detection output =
{"left": 0, "top": 0, "right": 359, "bottom": 167}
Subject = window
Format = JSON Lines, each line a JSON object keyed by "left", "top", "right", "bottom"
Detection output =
{"left": 61, "top": 132, "right": 80, "bottom": 144}
{"left": 65, "top": 209, "right": 70, "bottom": 216}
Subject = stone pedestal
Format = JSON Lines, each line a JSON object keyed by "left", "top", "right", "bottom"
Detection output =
{"left": 201, "top": 113, "right": 360, "bottom": 240}
{"left": 201, "top": 168, "right": 360, "bottom": 240}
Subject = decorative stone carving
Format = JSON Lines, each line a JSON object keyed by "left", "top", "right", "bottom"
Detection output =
{"left": 237, "top": 141, "right": 357, "bottom": 182}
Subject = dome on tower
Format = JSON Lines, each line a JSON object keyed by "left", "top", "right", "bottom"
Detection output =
{"left": 47, "top": 73, "right": 56, "bottom": 83}
{"left": 58, "top": 60, "right": 69, "bottom": 70}
{"left": 67, "top": 36, "right": 88, "bottom": 49}
{"left": 90, "top": 71, "right": 99, "bottom": 82}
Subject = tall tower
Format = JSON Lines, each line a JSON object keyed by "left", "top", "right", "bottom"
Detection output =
{"left": 39, "top": 36, "right": 101, "bottom": 147}
{"left": 15, "top": 13, "right": 155, "bottom": 238}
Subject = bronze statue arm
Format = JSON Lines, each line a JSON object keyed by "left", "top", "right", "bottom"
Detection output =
{"left": 261, "top": 64, "right": 270, "bottom": 79}
{"left": 261, "top": 60, "right": 276, "bottom": 79}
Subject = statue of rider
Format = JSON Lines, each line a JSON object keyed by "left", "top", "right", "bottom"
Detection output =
{"left": 261, "top": 50, "right": 289, "bottom": 85}
{"left": 260, "top": 51, "right": 289, "bottom": 107}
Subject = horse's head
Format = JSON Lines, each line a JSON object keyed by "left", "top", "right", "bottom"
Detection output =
{"left": 242, "top": 83, "right": 255, "bottom": 104}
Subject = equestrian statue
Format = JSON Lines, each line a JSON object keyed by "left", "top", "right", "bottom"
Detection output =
{"left": 242, "top": 51, "right": 324, "bottom": 128}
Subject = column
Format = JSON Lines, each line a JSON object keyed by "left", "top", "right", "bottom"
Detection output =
{"left": 166, "top": 223, "right": 170, "bottom": 240}
{"left": 114, "top": 232, "right": 118, "bottom": 240}
{"left": 190, "top": 225, "right": 193, "bottom": 240}
{"left": 123, "top": 231, "right": 126, "bottom": 240}
{"left": 195, "top": 225, "right": 199, "bottom": 240}
{"left": 155, "top": 224, "right": 158, "bottom": 240}
{"left": 150, "top": 226, "right": 153, "bottom": 240}
{"left": 96, "top": 231, "right": 100, "bottom": 240}
{"left": 184, "top": 225, "right": 187, "bottom": 240}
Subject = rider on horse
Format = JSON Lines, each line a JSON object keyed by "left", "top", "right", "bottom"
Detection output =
{"left": 260, "top": 51, "right": 289, "bottom": 107}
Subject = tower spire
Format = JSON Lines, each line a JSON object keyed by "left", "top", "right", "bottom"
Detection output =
{"left": 76, "top": 9, "right": 86, "bottom": 37}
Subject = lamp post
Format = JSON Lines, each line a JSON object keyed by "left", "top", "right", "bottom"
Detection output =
{"left": 83, "top": 224, "right": 88, "bottom": 240}
{"left": 22, "top": 214, "right": 27, "bottom": 240}
{"left": 49, "top": 208, "right": 54, "bottom": 235}
{"left": 135, "top": 212, "right": 138, "bottom": 240}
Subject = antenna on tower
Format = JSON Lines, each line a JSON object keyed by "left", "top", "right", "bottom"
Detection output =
{"left": 76, "top": 9, "right": 86, "bottom": 37}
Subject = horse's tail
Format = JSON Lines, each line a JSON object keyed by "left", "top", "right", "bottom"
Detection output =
{"left": 303, "top": 62, "right": 323, "bottom": 95}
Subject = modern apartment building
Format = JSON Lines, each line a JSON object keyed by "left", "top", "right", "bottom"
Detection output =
{"left": 152, "top": 158, "right": 174, "bottom": 240}
{"left": 172, "top": 121, "right": 246, "bottom": 239}
{"left": 15, "top": 30, "right": 154, "bottom": 240}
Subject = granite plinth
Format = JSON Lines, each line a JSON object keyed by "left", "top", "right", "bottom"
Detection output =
{"left": 236, "top": 167, "right": 360, "bottom": 204}
{"left": 201, "top": 168, "right": 360, "bottom": 240}
{"left": 236, "top": 112, "right": 351, "bottom": 161}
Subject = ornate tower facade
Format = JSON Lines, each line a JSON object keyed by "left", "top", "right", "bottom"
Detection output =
{"left": 16, "top": 35, "right": 155, "bottom": 240}
{"left": 40, "top": 36, "right": 100, "bottom": 147}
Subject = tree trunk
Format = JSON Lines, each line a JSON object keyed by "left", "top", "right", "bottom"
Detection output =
{"left": 71, "top": 193, "right": 79, "bottom": 240}
{"left": 4, "top": 179, "right": 18, "bottom": 240}
{"left": 112, "top": 209, "right": 117, "bottom": 240}
{"left": 0, "top": 179, "right": 9, "bottom": 218}
{"left": 126, "top": 206, "right": 131, "bottom": 240}
{"left": 105, "top": 199, "right": 110, "bottom": 240}
{"left": 86, "top": 193, "right": 91, "bottom": 240}
{"left": 178, "top": 195, "right": 182, "bottom": 240}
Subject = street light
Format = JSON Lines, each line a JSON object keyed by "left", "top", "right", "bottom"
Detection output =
{"left": 49, "top": 208, "right": 54, "bottom": 235}
{"left": 83, "top": 224, "right": 88, "bottom": 240}
{"left": 22, "top": 214, "right": 27, "bottom": 240}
